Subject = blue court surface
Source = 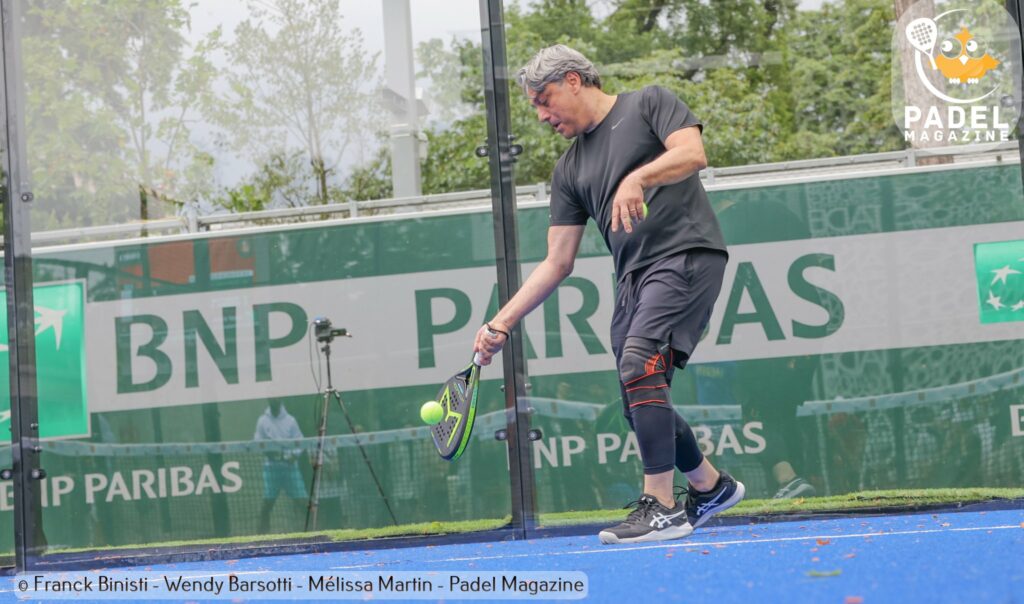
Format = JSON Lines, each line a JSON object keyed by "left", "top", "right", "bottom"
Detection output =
{"left": 8, "top": 508, "right": 1024, "bottom": 603}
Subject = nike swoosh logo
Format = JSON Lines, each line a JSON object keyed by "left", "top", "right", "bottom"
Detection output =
{"left": 611, "top": 118, "right": 624, "bottom": 130}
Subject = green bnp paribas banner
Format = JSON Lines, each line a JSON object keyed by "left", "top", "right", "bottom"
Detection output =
{"left": 0, "top": 164, "right": 1022, "bottom": 551}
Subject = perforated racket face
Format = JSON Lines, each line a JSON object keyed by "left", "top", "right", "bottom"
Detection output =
{"left": 430, "top": 363, "right": 480, "bottom": 460}
{"left": 906, "top": 18, "right": 937, "bottom": 53}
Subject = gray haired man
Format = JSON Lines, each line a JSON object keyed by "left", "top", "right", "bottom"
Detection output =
{"left": 473, "top": 44, "right": 744, "bottom": 543}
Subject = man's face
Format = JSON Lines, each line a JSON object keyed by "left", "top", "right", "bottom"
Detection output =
{"left": 269, "top": 400, "right": 282, "bottom": 417}
{"left": 528, "top": 79, "right": 582, "bottom": 139}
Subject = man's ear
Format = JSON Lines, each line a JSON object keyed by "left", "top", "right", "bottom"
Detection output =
{"left": 564, "top": 71, "right": 582, "bottom": 92}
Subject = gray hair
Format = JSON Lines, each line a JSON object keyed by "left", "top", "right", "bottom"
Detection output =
{"left": 516, "top": 45, "right": 601, "bottom": 94}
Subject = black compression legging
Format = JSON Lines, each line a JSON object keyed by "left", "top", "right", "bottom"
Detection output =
{"left": 618, "top": 336, "right": 704, "bottom": 475}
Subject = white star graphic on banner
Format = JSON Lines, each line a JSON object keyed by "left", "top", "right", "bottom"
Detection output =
{"left": 987, "top": 291, "right": 1005, "bottom": 310}
{"left": 991, "top": 265, "right": 1022, "bottom": 286}
{"left": 1013, "top": 300, "right": 1024, "bottom": 312}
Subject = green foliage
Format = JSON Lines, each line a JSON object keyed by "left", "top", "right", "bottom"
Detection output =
{"left": 212, "top": 0, "right": 381, "bottom": 205}
{"left": 23, "top": 0, "right": 221, "bottom": 227}
{"left": 382, "top": 0, "right": 912, "bottom": 197}
{"left": 337, "top": 148, "right": 394, "bottom": 204}
{"left": 212, "top": 151, "right": 311, "bottom": 213}
{"left": 19, "top": 0, "right": 929, "bottom": 223}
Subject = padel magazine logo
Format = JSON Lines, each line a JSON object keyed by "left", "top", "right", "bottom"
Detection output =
{"left": 892, "top": 0, "right": 1022, "bottom": 148}
{"left": 974, "top": 239, "right": 1024, "bottom": 324}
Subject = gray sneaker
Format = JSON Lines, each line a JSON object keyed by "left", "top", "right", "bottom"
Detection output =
{"left": 598, "top": 494, "right": 693, "bottom": 544}
{"left": 684, "top": 471, "right": 746, "bottom": 529}
{"left": 772, "top": 477, "right": 816, "bottom": 499}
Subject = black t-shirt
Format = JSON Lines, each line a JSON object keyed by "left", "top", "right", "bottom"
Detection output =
{"left": 549, "top": 85, "right": 727, "bottom": 280}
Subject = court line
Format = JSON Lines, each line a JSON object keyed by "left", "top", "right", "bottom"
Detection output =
{"left": 328, "top": 523, "right": 1024, "bottom": 570}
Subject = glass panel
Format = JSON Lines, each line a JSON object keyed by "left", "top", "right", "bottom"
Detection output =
{"left": 500, "top": 1, "right": 1024, "bottom": 530}
{"left": 15, "top": 0, "right": 512, "bottom": 561}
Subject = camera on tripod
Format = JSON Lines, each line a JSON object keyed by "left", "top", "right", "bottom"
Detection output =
{"left": 313, "top": 317, "right": 351, "bottom": 343}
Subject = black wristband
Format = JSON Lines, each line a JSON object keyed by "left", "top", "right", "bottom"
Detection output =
{"left": 486, "top": 322, "right": 510, "bottom": 338}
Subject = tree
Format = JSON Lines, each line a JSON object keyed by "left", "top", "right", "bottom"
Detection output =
{"left": 22, "top": 0, "right": 221, "bottom": 227}
{"left": 211, "top": 150, "right": 310, "bottom": 213}
{"left": 338, "top": 0, "right": 915, "bottom": 196}
{"left": 213, "top": 0, "right": 381, "bottom": 206}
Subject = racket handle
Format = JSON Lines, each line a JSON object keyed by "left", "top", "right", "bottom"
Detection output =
{"left": 473, "top": 352, "right": 483, "bottom": 366}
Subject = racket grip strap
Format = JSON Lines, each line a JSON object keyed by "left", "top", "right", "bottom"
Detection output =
{"left": 485, "top": 322, "right": 510, "bottom": 338}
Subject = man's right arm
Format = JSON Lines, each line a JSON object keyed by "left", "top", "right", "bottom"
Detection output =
{"left": 474, "top": 224, "right": 585, "bottom": 364}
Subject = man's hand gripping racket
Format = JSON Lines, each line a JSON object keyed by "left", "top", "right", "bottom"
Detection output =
{"left": 429, "top": 323, "right": 508, "bottom": 461}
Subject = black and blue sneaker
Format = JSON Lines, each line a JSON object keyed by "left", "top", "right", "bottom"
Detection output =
{"left": 598, "top": 494, "right": 693, "bottom": 544}
{"left": 684, "top": 471, "right": 746, "bottom": 530}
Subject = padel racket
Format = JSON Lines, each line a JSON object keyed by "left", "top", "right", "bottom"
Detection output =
{"left": 906, "top": 17, "right": 938, "bottom": 70}
{"left": 430, "top": 351, "right": 485, "bottom": 461}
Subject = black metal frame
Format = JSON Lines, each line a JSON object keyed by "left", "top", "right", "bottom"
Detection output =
{"left": 0, "top": 0, "right": 537, "bottom": 571}
{"left": 0, "top": 0, "right": 45, "bottom": 571}
{"left": 1013, "top": 0, "right": 1024, "bottom": 182}
{"left": 1, "top": 0, "right": 1019, "bottom": 575}
{"left": 478, "top": 0, "right": 537, "bottom": 538}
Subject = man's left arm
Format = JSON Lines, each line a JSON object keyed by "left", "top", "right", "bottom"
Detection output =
{"left": 610, "top": 126, "right": 707, "bottom": 233}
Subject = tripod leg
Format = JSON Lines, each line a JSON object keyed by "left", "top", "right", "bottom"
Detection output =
{"left": 332, "top": 391, "right": 399, "bottom": 525}
{"left": 306, "top": 390, "right": 331, "bottom": 532}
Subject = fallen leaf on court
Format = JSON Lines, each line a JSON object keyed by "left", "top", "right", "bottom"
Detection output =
{"left": 844, "top": 596, "right": 864, "bottom": 604}
{"left": 844, "top": 553, "right": 857, "bottom": 559}
{"left": 941, "top": 522, "right": 950, "bottom": 527}
{"left": 811, "top": 557, "right": 820, "bottom": 562}
{"left": 701, "top": 550, "right": 710, "bottom": 555}
{"left": 817, "top": 538, "right": 831, "bottom": 546}
{"left": 1019, "top": 522, "right": 1024, "bottom": 528}
{"left": 806, "top": 570, "right": 842, "bottom": 578}
{"left": 665, "top": 553, "right": 674, "bottom": 559}
{"left": 714, "top": 544, "right": 727, "bottom": 549}
{"left": 811, "top": 547, "right": 819, "bottom": 553}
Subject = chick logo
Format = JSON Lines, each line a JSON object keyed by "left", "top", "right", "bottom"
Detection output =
{"left": 893, "top": 1, "right": 1022, "bottom": 147}
{"left": 934, "top": 27, "right": 1000, "bottom": 85}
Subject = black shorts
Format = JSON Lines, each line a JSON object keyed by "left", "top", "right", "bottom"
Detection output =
{"left": 610, "top": 248, "right": 727, "bottom": 371}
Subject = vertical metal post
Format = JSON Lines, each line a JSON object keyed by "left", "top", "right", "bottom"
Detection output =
{"left": 383, "top": 0, "right": 422, "bottom": 198}
{"left": 1012, "top": 0, "right": 1024, "bottom": 188}
{"left": 478, "top": 0, "right": 536, "bottom": 538}
{"left": 0, "top": 0, "right": 45, "bottom": 570}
